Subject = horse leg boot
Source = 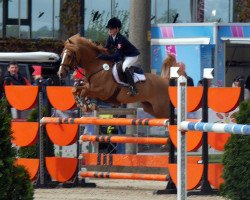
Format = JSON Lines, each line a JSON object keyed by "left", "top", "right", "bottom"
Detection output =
{"left": 124, "top": 68, "right": 138, "bottom": 96}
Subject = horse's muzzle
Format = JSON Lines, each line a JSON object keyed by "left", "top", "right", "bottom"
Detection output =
{"left": 58, "top": 65, "right": 68, "bottom": 79}
{"left": 58, "top": 72, "right": 64, "bottom": 79}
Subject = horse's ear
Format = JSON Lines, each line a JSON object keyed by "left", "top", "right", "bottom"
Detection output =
{"left": 68, "top": 39, "right": 73, "bottom": 44}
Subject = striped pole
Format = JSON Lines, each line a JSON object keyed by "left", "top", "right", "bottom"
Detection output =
{"left": 180, "top": 121, "right": 250, "bottom": 135}
{"left": 79, "top": 171, "right": 168, "bottom": 181}
{"left": 40, "top": 117, "right": 169, "bottom": 126}
{"left": 80, "top": 135, "right": 168, "bottom": 145}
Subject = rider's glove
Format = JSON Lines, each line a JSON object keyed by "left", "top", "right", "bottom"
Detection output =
{"left": 97, "top": 53, "right": 111, "bottom": 60}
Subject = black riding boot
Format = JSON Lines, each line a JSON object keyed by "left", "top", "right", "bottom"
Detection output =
{"left": 124, "top": 68, "right": 138, "bottom": 96}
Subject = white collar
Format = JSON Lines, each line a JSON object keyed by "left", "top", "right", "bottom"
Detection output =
{"left": 112, "top": 34, "right": 117, "bottom": 41}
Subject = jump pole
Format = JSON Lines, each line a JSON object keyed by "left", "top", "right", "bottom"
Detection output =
{"left": 180, "top": 121, "right": 250, "bottom": 135}
{"left": 79, "top": 171, "right": 169, "bottom": 181}
{"left": 40, "top": 117, "right": 169, "bottom": 127}
{"left": 80, "top": 135, "right": 168, "bottom": 145}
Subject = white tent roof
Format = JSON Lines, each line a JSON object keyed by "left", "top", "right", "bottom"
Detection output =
{"left": 0, "top": 52, "right": 60, "bottom": 63}
{"left": 221, "top": 37, "right": 250, "bottom": 44}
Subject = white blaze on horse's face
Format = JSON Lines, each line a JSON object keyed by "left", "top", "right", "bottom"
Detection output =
{"left": 58, "top": 49, "right": 70, "bottom": 79}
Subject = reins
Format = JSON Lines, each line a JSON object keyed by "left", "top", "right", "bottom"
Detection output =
{"left": 86, "top": 66, "right": 104, "bottom": 82}
{"left": 62, "top": 49, "right": 113, "bottom": 83}
{"left": 69, "top": 49, "right": 109, "bottom": 83}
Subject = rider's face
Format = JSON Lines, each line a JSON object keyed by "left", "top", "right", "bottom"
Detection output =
{"left": 108, "top": 27, "right": 119, "bottom": 37}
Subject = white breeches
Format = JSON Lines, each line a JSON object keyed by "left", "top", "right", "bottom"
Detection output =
{"left": 122, "top": 56, "right": 138, "bottom": 72}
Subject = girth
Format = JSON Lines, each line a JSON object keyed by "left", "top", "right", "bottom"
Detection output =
{"left": 101, "top": 86, "right": 121, "bottom": 105}
{"left": 87, "top": 64, "right": 122, "bottom": 105}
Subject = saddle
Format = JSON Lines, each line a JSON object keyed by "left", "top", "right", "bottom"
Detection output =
{"left": 112, "top": 62, "right": 146, "bottom": 86}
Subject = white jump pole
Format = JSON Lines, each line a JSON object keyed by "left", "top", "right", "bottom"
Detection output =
{"left": 176, "top": 68, "right": 214, "bottom": 199}
{"left": 177, "top": 75, "right": 187, "bottom": 200}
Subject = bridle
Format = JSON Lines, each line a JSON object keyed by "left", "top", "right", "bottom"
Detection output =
{"left": 60, "top": 49, "right": 85, "bottom": 78}
{"left": 61, "top": 47, "right": 120, "bottom": 104}
{"left": 60, "top": 48, "right": 108, "bottom": 83}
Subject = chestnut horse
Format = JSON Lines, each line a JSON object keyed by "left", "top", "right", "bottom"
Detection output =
{"left": 58, "top": 34, "right": 170, "bottom": 118}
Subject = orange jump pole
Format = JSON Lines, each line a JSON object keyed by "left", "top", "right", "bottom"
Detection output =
{"left": 79, "top": 171, "right": 168, "bottom": 181}
{"left": 40, "top": 117, "right": 169, "bottom": 126}
{"left": 80, "top": 135, "right": 168, "bottom": 145}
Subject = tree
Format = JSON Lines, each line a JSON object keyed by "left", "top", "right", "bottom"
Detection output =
{"left": 0, "top": 98, "right": 34, "bottom": 199}
{"left": 220, "top": 100, "right": 250, "bottom": 200}
{"left": 85, "top": 3, "right": 129, "bottom": 43}
{"left": 157, "top": 9, "right": 181, "bottom": 23}
{"left": 60, "top": 0, "right": 81, "bottom": 40}
{"left": 234, "top": 0, "right": 250, "bottom": 22}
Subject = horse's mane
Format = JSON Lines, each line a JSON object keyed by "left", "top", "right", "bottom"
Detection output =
{"left": 65, "top": 34, "right": 107, "bottom": 54}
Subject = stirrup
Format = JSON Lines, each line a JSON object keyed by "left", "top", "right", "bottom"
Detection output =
{"left": 127, "top": 86, "right": 138, "bottom": 96}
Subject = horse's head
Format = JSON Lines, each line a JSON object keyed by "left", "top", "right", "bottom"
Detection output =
{"left": 58, "top": 36, "right": 82, "bottom": 79}
{"left": 58, "top": 34, "right": 110, "bottom": 79}
{"left": 58, "top": 48, "right": 77, "bottom": 79}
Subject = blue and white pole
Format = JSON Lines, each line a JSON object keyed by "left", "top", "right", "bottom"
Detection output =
{"left": 180, "top": 121, "right": 250, "bottom": 135}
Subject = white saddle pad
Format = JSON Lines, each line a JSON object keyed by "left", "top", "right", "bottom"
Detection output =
{"left": 112, "top": 63, "right": 146, "bottom": 86}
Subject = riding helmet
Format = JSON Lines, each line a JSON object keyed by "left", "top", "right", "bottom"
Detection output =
{"left": 106, "top": 17, "right": 122, "bottom": 29}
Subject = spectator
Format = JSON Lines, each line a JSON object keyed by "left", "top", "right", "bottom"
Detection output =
{"left": 161, "top": 53, "right": 177, "bottom": 80}
{"left": 246, "top": 75, "right": 250, "bottom": 93}
{"left": 0, "top": 68, "right": 4, "bottom": 98}
{"left": 2, "top": 61, "right": 31, "bottom": 119}
{"left": 32, "top": 65, "right": 43, "bottom": 84}
{"left": 3, "top": 61, "right": 30, "bottom": 86}
{"left": 197, "top": 79, "right": 213, "bottom": 87}
{"left": 232, "top": 75, "right": 250, "bottom": 100}
{"left": 176, "top": 62, "right": 194, "bottom": 86}
{"left": 245, "top": 75, "right": 250, "bottom": 100}
{"left": 32, "top": 65, "right": 49, "bottom": 105}
{"left": 197, "top": 79, "right": 203, "bottom": 86}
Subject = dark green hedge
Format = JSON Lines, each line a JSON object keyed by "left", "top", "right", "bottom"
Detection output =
{"left": 0, "top": 98, "right": 34, "bottom": 199}
{"left": 0, "top": 38, "right": 63, "bottom": 54}
{"left": 220, "top": 100, "right": 250, "bottom": 200}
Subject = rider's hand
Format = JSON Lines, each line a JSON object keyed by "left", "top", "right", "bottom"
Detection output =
{"left": 97, "top": 53, "right": 110, "bottom": 60}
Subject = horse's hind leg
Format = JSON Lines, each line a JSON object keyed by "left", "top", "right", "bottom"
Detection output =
{"left": 151, "top": 99, "right": 169, "bottom": 118}
{"left": 141, "top": 102, "right": 157, "bottom": 117}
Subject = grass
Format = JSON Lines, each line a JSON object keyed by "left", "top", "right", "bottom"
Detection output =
{"left": 209, "top": 154, "right": 223, "bottom": 163}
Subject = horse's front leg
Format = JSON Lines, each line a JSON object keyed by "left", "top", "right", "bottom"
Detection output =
{"left": 83, "top": 96, "right": 98, "bottom": 112}
{"left": 72, "top": 85, "right": 89, "bottom": 112}
{"left": 79, "top": 83, "right": 99, "bottom": 112}
{"left": 72, "top": 84, "right": 98, "bottom": 112}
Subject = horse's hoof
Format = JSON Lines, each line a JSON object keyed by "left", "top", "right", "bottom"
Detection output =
{"left": 80, "top": 105, "right": 88, "bottom": 113}
{"left": 94, "top": 105, "right": 99, "bottom": 111}
{"left": 72, "top": 87, "right": 78, "bottom": 93}
{"left": 91, "top": 104, "right": 99, "bottom": 111}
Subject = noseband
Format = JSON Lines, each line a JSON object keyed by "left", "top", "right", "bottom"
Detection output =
{"left": 61, "top": 49, "right": 77, "bottom": 68}
{"left": 60, "top": 49, "right": 84, "bottom": 77}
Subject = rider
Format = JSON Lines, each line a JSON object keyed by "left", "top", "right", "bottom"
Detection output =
{"left": 98, "top": 17, "right": 140, "bottom": 96}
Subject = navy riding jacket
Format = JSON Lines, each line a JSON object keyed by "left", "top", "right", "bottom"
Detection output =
{"left": 102, "top": 33, "right": 140, "bottom": 62}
